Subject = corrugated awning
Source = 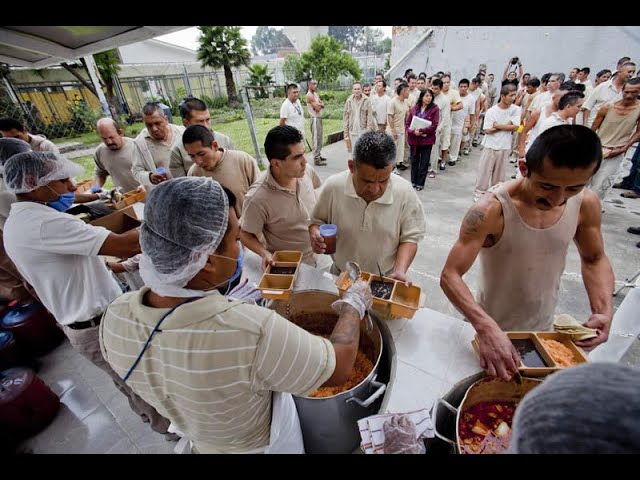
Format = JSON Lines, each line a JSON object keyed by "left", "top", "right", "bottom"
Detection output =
{"left": 0, "top": 26, "right": 191, "bottom": 68}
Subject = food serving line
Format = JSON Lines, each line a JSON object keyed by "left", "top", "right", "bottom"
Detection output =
{"left": 245, "top": 249, "right": 640, "bottom": 453}
{"left": 131, "top": 202, "right": 639, "bottom": 453}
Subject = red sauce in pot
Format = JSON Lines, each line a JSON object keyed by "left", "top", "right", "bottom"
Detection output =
{"left": 458, "top": 400, "right": 516, "bottom": 454}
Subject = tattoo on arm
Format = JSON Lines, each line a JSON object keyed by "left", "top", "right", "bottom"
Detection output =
{"left": 330, "top": 316, "right": 360, "bottom": 345}
{"left": 463, "top": 207, "right": 486, "bottom": 235}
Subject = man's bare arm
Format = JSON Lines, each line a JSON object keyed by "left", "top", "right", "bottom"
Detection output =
{"left": 440, "top": 198, "right": 520, "bottom": 380}
{"left": 590, "top": 105, "right": 609, "bottom": 133}
{"left": 573, "top": 190, "right": 614, "bottom": 350}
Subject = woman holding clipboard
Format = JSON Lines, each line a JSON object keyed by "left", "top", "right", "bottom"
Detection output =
{"left": 406, "top": 89, "right": 440, "bottom": 190}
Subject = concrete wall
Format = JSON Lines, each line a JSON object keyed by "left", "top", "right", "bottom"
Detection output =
{"left": 118, "top": 39, "right": 197, "bottom": 64}
{"left": 283, "top": 26, "right": 329, "bottom": 53}
{"left": 390, "top": 26, "right": 640, "bottom": 82}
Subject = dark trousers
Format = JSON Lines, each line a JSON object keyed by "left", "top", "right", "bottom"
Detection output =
{"left": 410, "top": 144, "right": 434, "bottom": 187}
{"left": 621, "top": 145, "right": 640, "bottom": 193}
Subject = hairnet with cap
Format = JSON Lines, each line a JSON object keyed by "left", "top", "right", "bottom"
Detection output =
{"left": 509, "top": 362, "right": 640, "bottom": 454}
{"left": 138, "top": 176, "right": 230, "bottom": 298}
{"left": 3, "top": 151, "right": 84, "bottom": 194}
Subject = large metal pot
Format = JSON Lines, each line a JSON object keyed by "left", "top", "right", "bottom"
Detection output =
{"left": 430, "top": 373, "right": 542, "bottom": 454}
{"left": 270, "top": 290, "right": 386, "bottom": 454}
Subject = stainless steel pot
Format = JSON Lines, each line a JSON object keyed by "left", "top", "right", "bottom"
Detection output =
{"left": 269, "top": 290, "right": 386, "bottom": 454}
{"left": 431, "top": 373, "right": 542, "bottom": 454}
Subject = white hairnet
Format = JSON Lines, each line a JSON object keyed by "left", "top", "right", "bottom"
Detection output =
{"left": 139, "top": 176, "right": 230, "bottom": 298}
{"left": 3, "top": 151, "right": 84, "bottom": 194}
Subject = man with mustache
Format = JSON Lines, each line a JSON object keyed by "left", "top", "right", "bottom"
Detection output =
{"left": 440, "top": 125, "right": 614, "bottom": 381}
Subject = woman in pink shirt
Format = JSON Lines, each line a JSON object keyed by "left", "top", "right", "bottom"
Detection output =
{"left": 406, "top": 89, "right": 440, "bottom": 190}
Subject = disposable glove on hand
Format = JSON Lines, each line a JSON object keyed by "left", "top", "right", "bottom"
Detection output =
{"left": 331, "top": 279, "right": 372, "bottom": 319}
{"left": 383, "top": 415, "right": 425, "bottom": 454}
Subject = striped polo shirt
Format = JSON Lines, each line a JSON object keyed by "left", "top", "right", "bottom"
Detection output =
{"left": 99, "top": 288, "right": 335, "bottom": 453}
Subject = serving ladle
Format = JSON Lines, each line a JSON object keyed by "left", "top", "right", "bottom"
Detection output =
{"left": 345, "top": 260, "right": 373, "bottom": 333}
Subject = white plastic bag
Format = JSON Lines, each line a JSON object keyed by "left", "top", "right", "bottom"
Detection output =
{"left": 264, "top": 392, "right": 305, "bottom": 454}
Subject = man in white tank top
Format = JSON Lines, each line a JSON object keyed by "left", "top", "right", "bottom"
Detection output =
{"left": 441, "top": 125, "right": 614, "bottom": 381}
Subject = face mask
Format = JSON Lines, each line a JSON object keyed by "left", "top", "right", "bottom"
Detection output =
{"left": 46, "top": 185, "right": 74, "bottom": 212}
{"left": 208, "top": 242, "right": 244, "bottom": 294}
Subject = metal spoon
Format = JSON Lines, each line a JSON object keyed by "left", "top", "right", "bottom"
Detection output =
{"left": 345, "top": 260, "right": 361, "bottom": 282}
{"left": 344, "top": 260, "right": 373, "bottom": 333}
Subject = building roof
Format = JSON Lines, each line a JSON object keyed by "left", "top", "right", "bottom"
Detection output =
{"left": 0, "top": 26, "right": 191, "bottom": 68}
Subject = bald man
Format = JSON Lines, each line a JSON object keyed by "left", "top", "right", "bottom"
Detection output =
{"left": 93, "top": 118, "right": 141, "bottom": 193}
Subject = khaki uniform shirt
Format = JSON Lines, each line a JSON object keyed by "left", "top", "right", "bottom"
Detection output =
{"left": 100, "top": 288, "right": 335, "bottom": 454}
{"left": 28, "top": 134, "right": 59, "bottom": 154}
{"left": 169, "top": 130, "right": 236, "bottom": 178}
{"left": 93, "top": 137, "right": 140, "bottom": 192}
{"left": 310, "top": 170, "right": 426, "bottom": 274}
{"left": 241, "top": 166, "right": 321, "bottom": 265}
{"left": 187, "top": 149, "right": 259, "bottom": 217}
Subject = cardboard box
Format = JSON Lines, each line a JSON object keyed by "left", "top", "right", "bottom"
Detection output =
{"left": 89, "top": 205, "right": 141, "bottom": 234}
{"left": 75, "top": 179, "right": 94, "bottom": 193}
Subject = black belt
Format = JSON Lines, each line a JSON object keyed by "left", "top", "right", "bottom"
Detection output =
{"left": 67, "top": 314, "right": 102, "bottom": 330}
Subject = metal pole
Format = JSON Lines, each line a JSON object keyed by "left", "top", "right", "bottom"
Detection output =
{"left": 182, "top": 64, "right": 192, "bottom": 97}
{"left": 240, "top": 87, "right": 263, "bottom": 167}
{"left": 83, "top": 54, "right": 112, "bottom": 119}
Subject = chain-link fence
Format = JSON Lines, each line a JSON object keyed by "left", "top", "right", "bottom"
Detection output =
{"left": 1, "top": 55, "right": 384, "bottom": 142}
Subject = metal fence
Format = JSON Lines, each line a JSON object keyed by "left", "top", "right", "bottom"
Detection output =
{"left": 2, "top": 55, "right": 384, "bottom": 141}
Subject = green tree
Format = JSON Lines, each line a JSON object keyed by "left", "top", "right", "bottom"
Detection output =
{"left": 93, "top": 49, "right": 122, "bottom": 116}
{"left": 250, "top": 26, "right": 293, "bottom": 56}
{"left": 361, "top": 27, "right": 384, "bottom": 53}
{"left": 282, "top": 54, "right": 306, "bottom": 83}
{"left": 197, "top": 26, "right": 250, "bottom": 107}
{"left": 299, "top": 36, "right": 361, "bottom": 86}
{"left": 328, "top": 26, "right": 365, "bottom": 52}
{"left": 247, "top": 64, "right": 274, "bottom": 98}
{"left": 379, "top": 38, "right": 392, "bottom": 54}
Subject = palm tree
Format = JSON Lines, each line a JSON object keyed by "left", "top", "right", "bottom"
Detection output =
{"left": 247, "top": 64, "right": 273, "bottom": 99}
{"left": 197, "top": 26, "right": 250, "bottom": 108}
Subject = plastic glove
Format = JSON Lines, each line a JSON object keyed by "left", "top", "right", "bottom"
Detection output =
{"left": 383, "top": 415, "right": 425, "bottom": 454}
{"left": 97, "top": 190, "right": 111, "bottom": 200}
{"left": 331, "top": 279, "right": 372, "bottom": 319}
{"left": 90, "top": 185, "right": 102, "bottom": 193}
{"left": 120, "top": 253, "right": 142, "bottom": 273}
{"left": 227, "top": 278, "right": 263, "bottom": 303}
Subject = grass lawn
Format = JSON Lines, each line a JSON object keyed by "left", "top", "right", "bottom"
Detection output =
{"left": 215, "top": 117, "right": 344, "bottom": 160}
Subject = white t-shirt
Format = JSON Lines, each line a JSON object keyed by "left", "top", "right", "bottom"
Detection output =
{"left": 3, "top": 202, "right": 123, "bottom": 325}
{"left": 538, "top": 111, "right": 567, "bottom": 135}
{"left": 370, "top": 93, "right": 390, "bottom": 125}
{"left": 280, "top": 99, "right": 305, "bottom": 136}
{"left": 452, "top": 94, "right": 477, "bottom": 134}
{"left": 481, "top": 104, "right": 520, "bottom": 150}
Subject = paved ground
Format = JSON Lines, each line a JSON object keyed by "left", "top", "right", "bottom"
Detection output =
{"left": 307, "top": 138, "right": 640, "bottom": 366}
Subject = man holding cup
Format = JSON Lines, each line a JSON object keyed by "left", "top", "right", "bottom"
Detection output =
{"left": 309, "top": 131, "right": 426, "bottom": 283}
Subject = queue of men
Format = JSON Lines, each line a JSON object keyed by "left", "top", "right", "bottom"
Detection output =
{"left": 0, "top": 48, "right": 636, "bottom": 453}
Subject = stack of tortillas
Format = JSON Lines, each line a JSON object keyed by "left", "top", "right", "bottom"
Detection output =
{"left": 553, "top": 314, "right": 598, "bottom": 340}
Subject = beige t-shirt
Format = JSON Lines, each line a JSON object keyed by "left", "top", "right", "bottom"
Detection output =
{"left": 582, "top": 80, "right": 623, "bottom": 128}
{"left": 386, "top": 97, "right": 410, "bottom": 134}
{"left": 93, "top": 137, "right": 140, "bottom": 192}
{"left": 310, "top": 170, "right": 426, "bottom": 274}
{"left": 169, "top": 130, "right": 236, "bottom": 178}
{"left": 29, "top": 134, "right": 59, "bottom": 154}
{"left": 434, "top": 92, "right": 452, "bottom": 131}
{"left": 187, "top": 149, "right": 259, "bottom": 217}
{"left": 241, "top": 166, "right": 321, "bottom": 265}
{"left": 100, "top": 288, "right": 335, "bottom": 454}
